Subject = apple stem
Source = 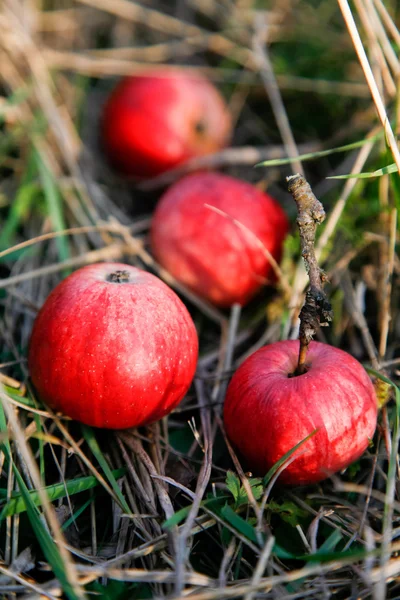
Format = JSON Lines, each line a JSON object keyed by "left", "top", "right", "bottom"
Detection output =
{"left": 297, "top": 344, "right": 309, "bottom": 376}
{"left": 287, "top": 174, "right": 333, "bottom": 375}
{"left": 106, "top": 270, "right": 131, "bottom": 283}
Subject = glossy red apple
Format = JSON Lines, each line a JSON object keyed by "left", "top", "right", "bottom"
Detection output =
{"left": 28, "top": 263, "right": 198, "bottom": 429}
{"left": 101, "top": 69, "right": 232, "bottom": 177}
{"left": 223, "top": 340, "right": 377, "bottom": 485}
{"left": 150, "top": 172, "right": 289, "bottom": 307}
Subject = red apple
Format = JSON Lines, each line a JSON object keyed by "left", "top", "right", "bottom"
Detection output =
{"left": 101, "top": 69, "right": 232, "bottom": 177}
{"left": 28, "top": 263, "right": 198, "bottom": 429}
{"left": 150, "top": 172, "right": 289, "bottom": 307}
{"left": 223, "top": 340, "right": 377, "bottom": 485}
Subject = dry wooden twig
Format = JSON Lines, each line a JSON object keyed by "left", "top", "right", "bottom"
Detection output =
{"left": 287, "top": 174, "right": 333, "bottom": 374}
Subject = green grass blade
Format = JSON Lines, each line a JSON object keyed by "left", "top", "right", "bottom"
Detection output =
{"left": 34, "top": 147, "right": 69, "bottom": 262}
{"left": 263, "top": 429, "right": 319, "bottom": 486}
{"left": 11, "top": 465, "right": 83, "bottom": 600}
{"left": 0, "top": 403, "right": 82, "bottom": 600}
{"left": 162, "top": 495, "right": 228, "bottom": 530}
{"left": 318, "top": 529, "right": 343, "bottom": 553}
{"left": 0, "top": 149, "right": 38, "bottom": 251}
{"left": 0, "top": 183, "right": 38, "bottom": 251}
{"left": 220, "top": 504, "right": 258, "bottom": 544}
{"left": 0, "top": 467, "right": 126, "bottom": 519}
{"left": 0, "top": 399, "right": 11, "bottom": 455}
{"left": 327, "top": 162, "right": 398, "bottom": 180}
{"left": 219, "top": 504, "right": 295, "bottom": 559}
{"left": 256, "top": 133, "right": 382, "bottom": 168}
{"left": 61, "top": 495, "right": 96, "bottom": 531}
{"left": 81, "top": 425, "right": 131, "bottom": 514}
{"left": 301, "top": 545, "right": 369, "bottom": 563}
{"left": 2, "top": 85, "right": 33, "bottom": 108}
{"left": 33, "top": 413, "right": 46, "bottom": 482}
{"left": 3, "top": 387, "right": 36, "bottom": 406}
{"left": 163, "top": 504, "right": 191, "bottom": 529}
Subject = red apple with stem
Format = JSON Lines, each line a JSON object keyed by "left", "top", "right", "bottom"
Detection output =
{"left": 101, "top": 69, "right": 232, "bottom": 178}
{"left": 150, "top": 172, "right": 289, "bottom": 307}
{"left": 223, "top": 340, "right": 377, "bottom": 485}
{"left": 223, "top": 175, "right": 377, "bottom": 485}
{"left": 28, "top": 263, "right": 198, "bottom": 429}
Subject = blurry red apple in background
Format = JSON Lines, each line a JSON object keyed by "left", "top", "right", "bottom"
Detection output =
{"left": 224, "top": 340, "right": 377, "bottom": 485}
{"left": 28, "top": 263, "right": 198, "bottom": 429}
{"left": 101, "top": 69, "right": 232, "bottom": 177}
{"left": 150, "top": 172, "right": 289, "bottom": 307}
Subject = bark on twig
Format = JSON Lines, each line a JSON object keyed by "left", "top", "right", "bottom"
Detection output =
{"left": 287, "top": 174, "right": 333, "bottom": 374}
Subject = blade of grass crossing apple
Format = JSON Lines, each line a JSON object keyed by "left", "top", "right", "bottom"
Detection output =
{"left": 81, "top": 425, "right": 131, "bottom": 514}
{"left": 263, "top": 429, "right": 319, "bottom": 486}
{"left": 34, "top": 148, "right": 69, "bottom": 263}
{"left": 0, "top": 403, "right": 82, "bottom": 600}
{"left": 0, "top": 467, "right": 126, "bottom": 518}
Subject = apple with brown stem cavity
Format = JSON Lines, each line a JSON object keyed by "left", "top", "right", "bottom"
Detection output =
{"left": 150, "top": 172, "right": 289, "bottom": 307}
{"left": 223, "top": 338, "right": 377, "bottom": 486}
{"left": 28, "top": 263, "right": 198, "bottom": 429}
{"left": 224, "top": 174, "right": 378, "bottom": 485}
{"left": 101, "top": 69, "right": 232, "bottom": 178}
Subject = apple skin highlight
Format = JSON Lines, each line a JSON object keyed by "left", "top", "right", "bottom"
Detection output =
{"left": 28, "top": 263, "right": 198, "bottom": 429}
{"left": 101, "top": 69, "right": 232, "bottom": 178}
{"left": 223, "top": 340, "right": 377, "bottom": 485}
{"left": 150, "top": 172, "right": 289, "bottom": 307}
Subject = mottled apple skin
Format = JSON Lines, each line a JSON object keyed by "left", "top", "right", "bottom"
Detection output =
{"left": 150, "top": 173, "right": 289, "bottom": 307}
{"left": 101, "top": 69, "right": 232, "bottom": 177}
{"left": 223, "top": 340, "right": 377, "bottom": 485}
{"left": 28, "top": 263, "right": 198, "bottom": 429}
